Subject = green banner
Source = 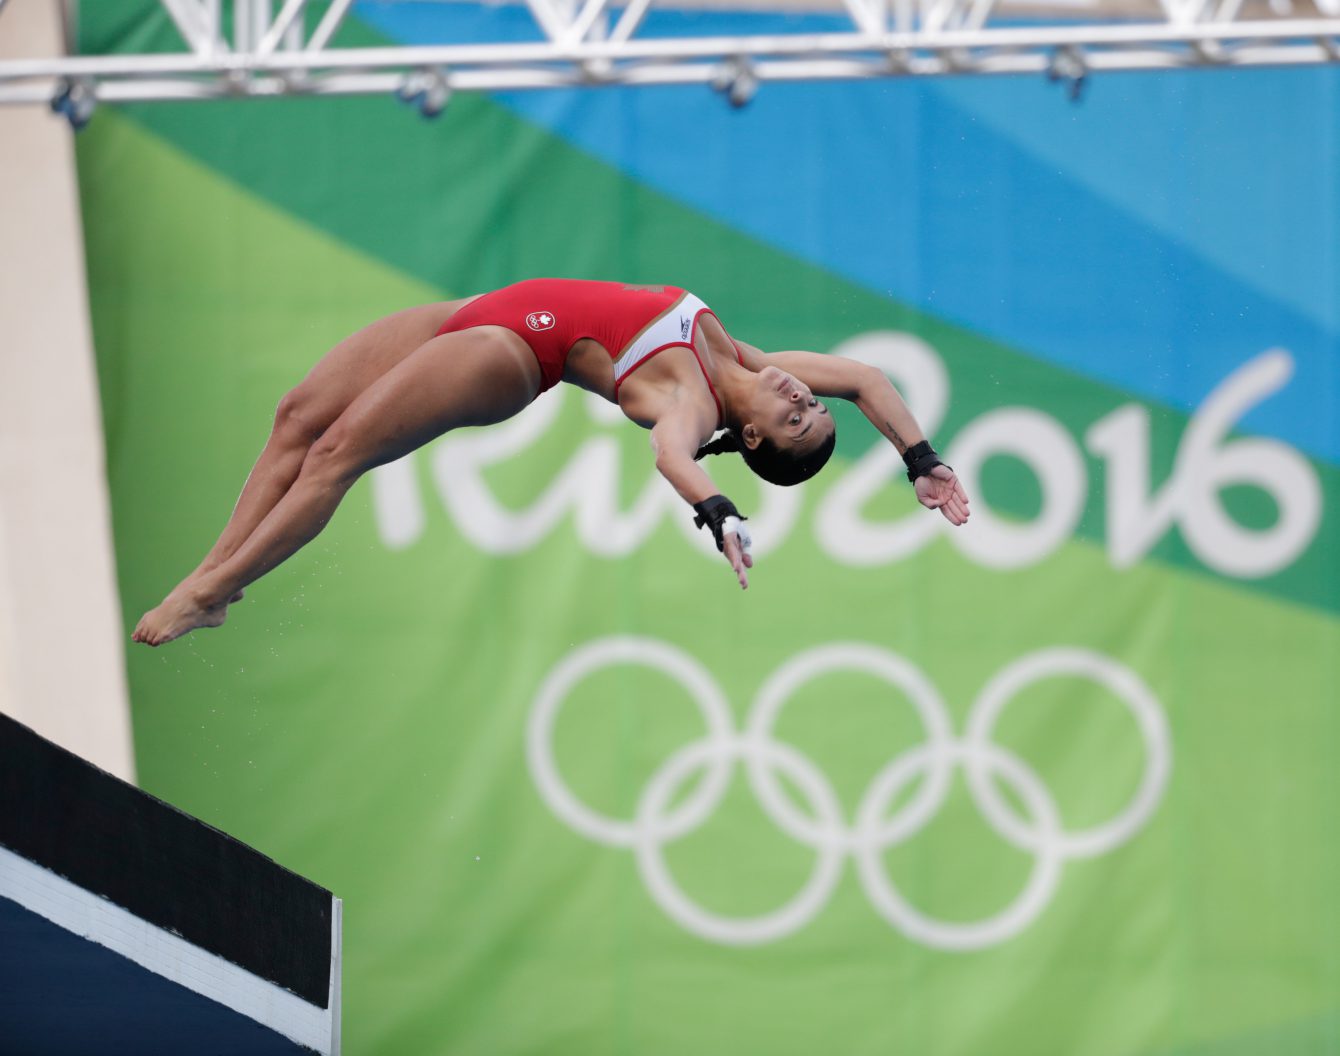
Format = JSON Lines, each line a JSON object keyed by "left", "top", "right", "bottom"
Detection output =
{"left": 77, "top": 5, "right": 1339, "bottom": 1053}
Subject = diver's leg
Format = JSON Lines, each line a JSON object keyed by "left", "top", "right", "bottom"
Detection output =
{"left": 133, "top": 325, "right": 538, "bottom": 646}
{"left": 189, "top": 300, "right": 473, "bottom": 587}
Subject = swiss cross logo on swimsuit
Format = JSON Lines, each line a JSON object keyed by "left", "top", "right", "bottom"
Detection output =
{"left": 526, "top": 311, "right": 556, "bottom": 332}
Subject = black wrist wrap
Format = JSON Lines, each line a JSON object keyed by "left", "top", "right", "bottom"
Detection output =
{"left": 902, "top": 440, "right": 946, "bottom": 483}
{"left": 692, "top": 495, "right": 745, "bottom": 552}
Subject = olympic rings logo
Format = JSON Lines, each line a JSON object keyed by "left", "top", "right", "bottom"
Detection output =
{"left": 527, "top": 637, "right": 1172, "bottom": 951}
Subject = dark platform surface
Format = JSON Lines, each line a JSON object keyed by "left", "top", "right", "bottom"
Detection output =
{"left": 0, "top": 713, "right": 332, "bottom": 1007}
{"left": 0, "top": 894, "right": 314, "bottom": 1056}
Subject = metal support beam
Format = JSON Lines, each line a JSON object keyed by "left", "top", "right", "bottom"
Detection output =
{"left": 609, "top": 0, "right": 654, "bottom": 42}
{"left": 158, "top": 0, "right": 212, "bottom": 54}
{"left": 258, "top": 0, "right": 308, "bottom": 55}
{"left": 1, "top": 0, "right": 1337, "bottom": 113}
{"left": 306, "top": 0, "right": 353, "bottom": 51}
{"left": 562, "top": 0, "right": 613, "bottom": 45}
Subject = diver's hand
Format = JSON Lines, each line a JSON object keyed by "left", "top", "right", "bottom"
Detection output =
{"left": 691, "top": 495, "right": 752, "bottom": 588}
{"left": 915, "top": 464, "right": 971, "bottom": 526}
{"left": 723, "top": 530, "right": 752, "bottom": 590}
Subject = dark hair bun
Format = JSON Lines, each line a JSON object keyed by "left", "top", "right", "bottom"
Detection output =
{"left": 693, "top": 431, "right": 741, "bottom": 460}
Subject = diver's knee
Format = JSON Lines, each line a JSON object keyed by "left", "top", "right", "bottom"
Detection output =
{"left": 273, "top": 387, "right": 325, "bottom": 448}
{"left": 301, "top": 422, "right": 368, "bottom": 488}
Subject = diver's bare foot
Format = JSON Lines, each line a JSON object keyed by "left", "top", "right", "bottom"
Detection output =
{"left": 132, "top": 586, "right": 229, "bottom": 647}
{"left": 229, "top": 589, "right": 245, "bottom": 604}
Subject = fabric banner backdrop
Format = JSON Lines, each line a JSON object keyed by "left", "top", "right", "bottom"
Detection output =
{"left": 77, "top": 3, "right": 1339, "bottom": 1053}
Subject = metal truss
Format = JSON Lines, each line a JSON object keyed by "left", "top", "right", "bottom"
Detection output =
{"left": 3, "top": 0, "right": 1339, "bottom": 121}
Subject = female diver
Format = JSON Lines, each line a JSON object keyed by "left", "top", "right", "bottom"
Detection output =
{"left": 133, "top": 279, "right": 969, "bottom": 646}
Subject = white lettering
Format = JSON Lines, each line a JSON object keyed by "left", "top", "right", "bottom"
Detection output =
{"left": 1086, "top": 349, "right": 1321, "bottom": 578}
{"left": 947, "top": 409, "right": 1087, "bottom": 569}
{"left": 369, "top": 338, "right": 1322, "bottom": 580}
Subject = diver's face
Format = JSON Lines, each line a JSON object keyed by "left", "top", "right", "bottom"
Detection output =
{"left": 743, "top": 366, "right": 834, "bottom": 454}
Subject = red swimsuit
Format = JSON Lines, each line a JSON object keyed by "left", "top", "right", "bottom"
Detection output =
{"left": 436, "top": 279, "right": 740, "bottom": 414}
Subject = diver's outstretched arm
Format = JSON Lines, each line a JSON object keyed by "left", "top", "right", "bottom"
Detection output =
{"left": 650, "top": 414, "right": 752, "bottom": 589}
{"left": 738, "top": 343, "right": 970, "bottom": 526}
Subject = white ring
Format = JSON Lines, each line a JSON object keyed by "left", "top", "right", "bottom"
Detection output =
{"left": 963, "top": 647, "right": 1171, "bottom": 858}
{"left": 526, "top": 636, "right": 735, "bottom": 847}
{"left": 635, "top": 737, "right": 847, "bottom": 946}
{"left": 745, "top": 644, "right": 956, "bottom": 852}
{"left": 854, "top": 742, "right": 1065, "bottom": 951}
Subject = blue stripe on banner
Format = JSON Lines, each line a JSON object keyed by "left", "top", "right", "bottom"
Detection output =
{"left": 355, "top": 2, "right": 1340, "bottom": 464}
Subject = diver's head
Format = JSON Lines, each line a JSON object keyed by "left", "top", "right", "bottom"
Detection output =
{"left": 696, "top": 366, "right": 836, "bottom": 486}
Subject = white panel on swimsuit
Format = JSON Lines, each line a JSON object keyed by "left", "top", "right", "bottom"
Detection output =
{"left": 612, "top": 292, "right": 710, "bottom": 385}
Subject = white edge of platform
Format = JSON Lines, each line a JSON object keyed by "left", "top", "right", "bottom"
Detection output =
{"left": 329, "top": 896, "right": 343, "bottom": 1056}
{"left": 0, "top": 844, "right": 337, "bottom": 1055}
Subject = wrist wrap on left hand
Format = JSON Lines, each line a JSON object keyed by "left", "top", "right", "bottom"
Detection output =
{"left": 902, "top": 440, "right": 947, "bottom": 483}
{"left": 693, "top": 495, "right": 749, "bottom": 553}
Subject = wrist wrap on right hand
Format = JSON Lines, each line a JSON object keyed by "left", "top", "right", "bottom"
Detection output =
{"left": 902, "top": 440, "right": 947, "bottom": 483}
{"left": 693, "top": 495, "right": 748, "bottom": 553}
